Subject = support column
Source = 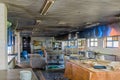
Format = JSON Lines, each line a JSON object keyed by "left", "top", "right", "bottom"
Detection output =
{"left": 15, "top": 32, "right": 21, "bottom": 63}
{"left": 0, "top": 3, "right": 8, "bottom": 70}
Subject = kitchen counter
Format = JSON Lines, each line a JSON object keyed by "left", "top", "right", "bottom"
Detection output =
{"left": 64, "top": 59, "right": 120, "bottom": 80}
{"left": 0, "top": 68, "right": 38, "bottom": 80}
{"left": 69, "top": 60, "right": 111, "bottom": 72}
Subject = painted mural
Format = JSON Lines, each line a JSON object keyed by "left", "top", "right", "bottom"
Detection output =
{"left": 78, "top": 23, "right": 120, "bottom": 38}
{"left": 55, "top": 23, "right": 120, "bottom": 40}
{"left": 109, "top": 24, "right": 120, "bottom": 36}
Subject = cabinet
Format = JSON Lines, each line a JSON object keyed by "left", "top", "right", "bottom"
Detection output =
{"left": 64, "top": 60, "right": 120, "bottom": 80}
{"left": 64, "top": 61, "right": 91, "bottom": 80}
{"left": 64, "top": 62, "right": 72, "bottom": 79}
{"left": 46, "top": 54, "right": 65, "bottom": 70}
{"left": 72, "top": 64, "right": 90, "bottom": 80}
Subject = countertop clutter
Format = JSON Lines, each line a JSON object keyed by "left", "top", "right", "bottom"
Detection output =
{"left": 69, "top": 59, "right": 120, "bottom": 71}
{"left": 65, "top": 53, "right": 120, "bottom": 71}
{"left": 64, "top": 59, "right": 120, "bottom": 80}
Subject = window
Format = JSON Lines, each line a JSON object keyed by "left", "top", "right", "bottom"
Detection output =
{"left": 64, "top": 41, "right": 67, "bottom": 47}
{"left": 90, "top": 38, "right": 98, "bottom": 47}
{"left": 78, "top": 39, "right": 86, "bottom": 48}
{"left": 106, "top": 36, "right": 119, "bottom": 48}
{"left": 8, "top": 46, "right": 12, "bottom": 54}
{"left": 70, "top": 40, "right": 75, "bottom": 46}
{"left": 75, "top": 39, "right": 78, "bottom": 46}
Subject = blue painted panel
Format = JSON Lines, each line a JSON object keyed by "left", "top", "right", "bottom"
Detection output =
{"left": 7, "top": 27, "right": 13, "bottom": 46}
{"left": 78, "top": 25, "right": 112, "bottom": 38}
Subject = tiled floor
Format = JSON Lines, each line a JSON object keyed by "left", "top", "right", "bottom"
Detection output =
{"left": 33, "top": 69, "right": 68, "bottom": 80}
{"left": 42, "top": 70, "right": 68, "bottom": 80}
{"left": 15, "top": 57, "right": 68, "bottom": 80}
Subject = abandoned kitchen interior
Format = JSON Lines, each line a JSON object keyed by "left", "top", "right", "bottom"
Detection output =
{"left": 0, "top": 0, "right": 120, "bottom": 80}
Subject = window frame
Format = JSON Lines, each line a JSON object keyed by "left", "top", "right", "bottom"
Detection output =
{"left": 89, "top": 38, "right": 98, "bottom": 47}
{"left": 106, "top": 36, "right": 119, "bottom": 48}
{"left": 78, "top": 39, "right": 86, "bottom": 48}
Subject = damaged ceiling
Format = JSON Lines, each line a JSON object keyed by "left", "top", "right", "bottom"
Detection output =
{"left": 0, "top": 0, "right": 120, "bottom": 37}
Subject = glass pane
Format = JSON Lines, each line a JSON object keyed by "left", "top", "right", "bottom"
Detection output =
{"left": 107, "top": 42, "right": 112, "bottom": 47}
{"left": 8, "top": 46, "right": 12, "bottom": 54}
{"left": 78, "top": 43, "right": 81, "bottom": 46}
{"left": 107, "top": 37, "right": 112, "bottom": 41}
{"left": 81, "top": 40, "right": 84, "bottom": 46}
{"left": 70, "top": 41, "right": 74, "bottom": 46}
{"left": 75, "top": 40, "right": 78, "bottom": 46}
{"left": 90, "top": 42, "right": 94, "bottom": 46}
{"left": 87, "top": 39, "right": 90, "bottom": 47}
{"left": 68, "top": 41, "right": 70, "bottom": 46}
{"left": 113, "top": 36, "right": 118, "bottom": 41}
{"left": 95, "top": 42, "right": 98, "bottom": 46}
{"left": 78, "top": 41, "right": 81, "bottom": 44}
{"left": 64, "top": 41, "right": 67, "bottom": 46}
{"left": 113, "top": 41, "right": 119, "bottom": 47}
{"left": 78, "top": 39, "right": 81, "bottom": 42}
{"left": 91, "top": 39, "right": 94, "bottom": 41}
{"left": 95, "top": 38, "right": 98, "bottom": 41}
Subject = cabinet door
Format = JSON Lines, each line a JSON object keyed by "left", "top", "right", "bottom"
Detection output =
{"left": 72, "top": 64, "right": 91, "bottom": 80}
{"left": 64, "top": 62, "right": 72, "bottom": 79}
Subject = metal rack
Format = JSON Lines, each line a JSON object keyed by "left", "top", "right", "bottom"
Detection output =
{"left": 46, "top": 54, "right": 65, "bottom": 70}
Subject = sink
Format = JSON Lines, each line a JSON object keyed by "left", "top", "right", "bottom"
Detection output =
{"left": 93, "top": 65, "right": 107, "bottom": 69}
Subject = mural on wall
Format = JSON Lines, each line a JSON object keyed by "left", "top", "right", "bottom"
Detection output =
{"left": 109, "top": 24, "right": 120, "bottom": 36}
{"left": 55, "top": 23, "right": 120, "bottom": 39}
{"left": 93, "top": 25, "right": 111, "bottom": 38}
{"left": 78, "top": 23, "right": 120, "bottom": 38}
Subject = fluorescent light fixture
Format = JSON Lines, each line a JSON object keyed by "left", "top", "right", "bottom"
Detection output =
{"left": 40, "top": 0, "right": 54, "bottom": 15}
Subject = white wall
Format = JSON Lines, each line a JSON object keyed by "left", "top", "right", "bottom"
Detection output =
{"left": 0, "top": 3, "right": 8, "bottom": 70}
{"left": 63, "top": 36, "right": 120, "bottom": 60}
{"left": 87, "top": 37, "right": 120, "bottom": 60}
{"left": 14, "top": 32, "right": 21, "bottom": 63}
